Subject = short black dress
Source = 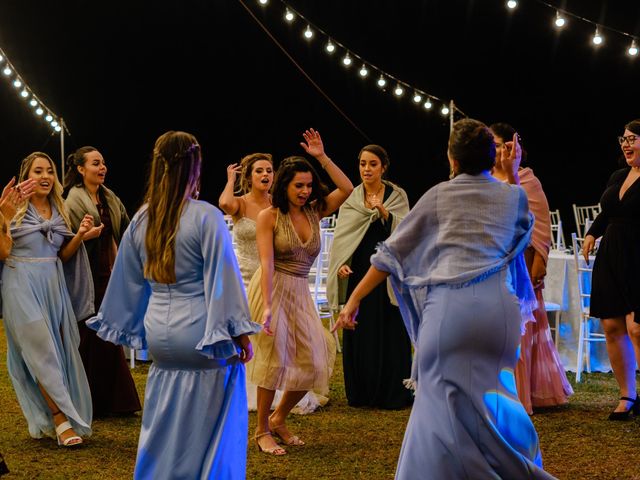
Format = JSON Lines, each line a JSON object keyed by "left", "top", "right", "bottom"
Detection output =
{"left": 588, "top": 167, "right": 640, "bottom": 322}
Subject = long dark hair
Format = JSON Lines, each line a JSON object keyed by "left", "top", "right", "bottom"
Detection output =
{"left": 358, "top": 144, "right": 390, "bottom": 177}
{"left": 271, "top": 156, "right": 329, "bottom": 213}
{"left": 63, "top": 146, "right": 98, "bottom": 195}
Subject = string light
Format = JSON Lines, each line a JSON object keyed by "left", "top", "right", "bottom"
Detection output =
{"left": 303, "top": 25, "right": 313, "bottom": 40}
{"left": 253, "top": 0, "right": 461, "bottom": 119}
{"left": 441, "top": 105, "right": 450, "bottom": 116}
{"left": 2, "top": 67, "right": 10, "bottom": 76}
{"left": 514, "top": 1, "right": 639, "bottom": 57}
{"left": 284, "top": 8, "right": 294, "bottom": 22}
{"left": 592, "top": 27, "right": 603, "bottom": 46}
{"left": 506, "top": 1, "right": 518, "bottom": 10}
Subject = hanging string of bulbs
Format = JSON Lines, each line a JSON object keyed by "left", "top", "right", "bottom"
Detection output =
{"left": 0, "top": 46, "right": 68, "bottom": 134}
{"left": 505, "top": 0, "right": 638, "bottom": 56}
{"left": 255, "top": 0, "right": 466, "bottom": 119}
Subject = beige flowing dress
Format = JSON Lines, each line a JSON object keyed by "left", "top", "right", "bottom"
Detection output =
{"left": 247, "top": 207, "right": 335, "bottom": 393}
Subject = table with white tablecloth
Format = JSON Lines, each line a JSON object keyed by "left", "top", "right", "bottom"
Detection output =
{"left": 543, "top": 250, "right": 610, "bottom": 373}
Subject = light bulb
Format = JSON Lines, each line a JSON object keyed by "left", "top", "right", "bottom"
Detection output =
{"left": 20, "top": 89, "right": 28, "bottom": 98}
{"left": 51, "top": 120, "right": 58, "bottom": 127}
{"left": 29, "top": 98, "right": 37, "bottom": 107}
{"left": 284, "top": 9, "right": 294, "bottom": 22}
{"left": 554, "top": 12, "right": 566, "bottom": 28}
{"left": 423, "top": 99, "right": 433, "bottom": 110}
{"left": 304, "top": 25, "right": 313, "bottom": 40}
{"left": 325, "top": 41, "right": 335, "bottom": 53}
{"left": 13, "top": 79, "right": 22, "bottom": 88}
{"left": 359, "top": 65, "right": 368, "bottom": 77}
{"left": 394, "top": 85, "right": 404, "bottom": 97}
{"left": 413, "top": 93, "right": 422, "bottom": 103}
{"left": 628, "top": 40, "right": 638, "bottom": 57}
{"left": 0, "top": 54, "right": 4, "bottom": 63}
{"left": 258, "top": 0, "right": 268, "bottom": 5}
{"left": 441, "top": 106, "right": 450, "bottom": 116}
{"left": 377, "top": 76, "right": 386, "bottom": 88}
{"left": 342, "top": 54, "right": 352, "bottom": 66}
{"left": 506, "top": 0, "right": 517, "bottom": 9}
{"left": 36, "top": 107, "right": 43, "bottom": 115}
{"left": 45, "top": 114, "right": 53, "bottom": 122}
{"left": 55, "top": 125, "right": 62, "bottom": 132}
{"left": 592, "top": 28, "right": 603, "bottom": 46}
{"left": 2, "top": 67, "right": 10, "bottom": 76}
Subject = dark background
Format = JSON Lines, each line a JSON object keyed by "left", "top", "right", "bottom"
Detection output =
{"left": 1, "top": 0, "right": 639, "bottom": 234}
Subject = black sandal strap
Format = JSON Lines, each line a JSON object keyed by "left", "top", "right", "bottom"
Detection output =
{"left": 619, "top": 396, "right": 636, "bottom": 403}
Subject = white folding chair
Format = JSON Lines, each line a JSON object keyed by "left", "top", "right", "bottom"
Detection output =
{"left": 571, "top": 233, "right": 606, "bottom": 382}
{"left": 544, "top": 301, "right": 562, "bottom": 347}
{"left": 310, "top": 229, "right": 341, "bottom": 352}
{"left": 549, "top": 209, "right": 566, "bottom": 251}
{"left": 129, "top": 348, "right": 135, "bottom": 369}
{"left": 572, "top": 204, "right": 601, "bottom": 238}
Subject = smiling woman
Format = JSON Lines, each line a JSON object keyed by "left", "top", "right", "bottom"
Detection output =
{"left": 63, "top": 146, "right": 142, "bottom": 418}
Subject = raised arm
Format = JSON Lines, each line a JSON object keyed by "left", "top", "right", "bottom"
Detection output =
{"left": 256, "top": 207, "right": 276, "bottom": 335}
{"left": 218, "top": 163, "right": 243, "bottom": 216}
{"left": 300, "top": 128, "right": 353, "bottom": 217}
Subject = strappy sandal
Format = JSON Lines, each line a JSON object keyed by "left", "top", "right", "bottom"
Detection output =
{"left": 52, "top": 411, "right": 83, "bottom": 447}
{"left": 268, "top": 417, "right": 305, "bottom": 446}
{"left": 254, "top": 432, "right": 286, "bottom": 456}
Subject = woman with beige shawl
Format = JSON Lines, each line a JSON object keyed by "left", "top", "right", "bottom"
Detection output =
{"left": 491, "top": 123, "right": 573, "bottom": 414}
{"left": 327, "top": 145, "right": 413, "bottom": 409}
{"left": 64, "top": 146, "right": 141, "bottom": 417}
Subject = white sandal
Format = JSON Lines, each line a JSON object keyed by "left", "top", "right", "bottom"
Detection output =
{"left": 55, "top": 421, "right": 83, "bottom": 447}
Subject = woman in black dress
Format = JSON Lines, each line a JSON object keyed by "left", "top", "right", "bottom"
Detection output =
{"left": 64, "top": 146, "right": 142, "bottom": 417}
{"left": 583, "top": 119, "right": 640, "bottom": 420}
{"left": 327, "top": 145, "right": 413, "bottom": 409}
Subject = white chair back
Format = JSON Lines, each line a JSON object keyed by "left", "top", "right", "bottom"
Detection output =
{"left": 570, "top": 233, "right": 605, "bottom": 382}
{"left": 549, "top": 209, "right": 566, "bottom": 251}
{"left": 572, "top": 204, "right": 601, "bottom": 238}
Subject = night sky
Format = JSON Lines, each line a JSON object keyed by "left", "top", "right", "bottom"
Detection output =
{"left": 1, "top": 0, "right": 639, "bottom": 234}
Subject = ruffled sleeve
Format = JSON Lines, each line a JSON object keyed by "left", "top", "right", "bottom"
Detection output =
{"left": 195, "top": 206, "right": 262, "bottom": 359}
{"left": 86, "top": 216, "right": 150, "bottom": 349}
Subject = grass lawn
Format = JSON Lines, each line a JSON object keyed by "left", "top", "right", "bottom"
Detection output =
{"left": 1, "top": 322, "right": 639, "bottom": 479}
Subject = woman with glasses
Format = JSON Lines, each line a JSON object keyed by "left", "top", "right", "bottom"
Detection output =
{"left": 490, "top": 123, "right": 573, "bottom": 415}
{"left": 583, "top": 119, "right": 640, "bottom": 420}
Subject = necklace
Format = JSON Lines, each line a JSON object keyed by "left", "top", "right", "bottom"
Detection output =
{"left": 365, "top": 183, "right": 383, "bottom": 207}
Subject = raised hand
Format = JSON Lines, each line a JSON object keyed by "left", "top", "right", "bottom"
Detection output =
{"left": 300, "top": 128, "right": 325, "bottom": 159}
{"left": 226, "top": 163, "right": 242, "bottom": 184}
{"left": 0, "top": 177, "right": 36, "bottom": 221}
{"left": 501, "top": 132, "right": 522, "bottom": 176}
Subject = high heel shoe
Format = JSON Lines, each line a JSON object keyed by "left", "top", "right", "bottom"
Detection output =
{"left": 608, "top": 396, "right": 639, "bottom": 421}
{"left": 254, "top": 432, "right": 286, "bottom": 456}
{"left": 52, "top": 410, "right": 83, "bottom": 447}
{"left": 268, "top": 416, "right": 305, "bottom": 446}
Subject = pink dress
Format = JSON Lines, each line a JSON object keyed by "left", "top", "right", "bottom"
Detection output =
{"left": 515, "top": 168, "right": 573, "bottom": 414}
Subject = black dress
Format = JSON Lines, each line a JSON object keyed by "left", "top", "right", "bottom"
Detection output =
{"left": 343, "top": 187, "right": 413, "bottom": 409}
{"left": 588, "top": 167, "right": 640, "bottom": 322}
{"left": 77, "top": 195, "right": 142, "bottom": 416}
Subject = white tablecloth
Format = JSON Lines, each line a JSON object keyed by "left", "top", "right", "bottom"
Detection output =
{"left": 543, "top": 250, "right": 610, "bottom": 372}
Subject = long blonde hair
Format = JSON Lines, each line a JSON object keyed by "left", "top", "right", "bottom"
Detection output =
{"left": 143, "top": 131, "right": 201, "bottom": 284}
{"left": 14, "top": 152, "right": 71, "bottom": 228}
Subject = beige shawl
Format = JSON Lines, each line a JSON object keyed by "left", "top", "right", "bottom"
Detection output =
{"left": 327, "top": 181, "right": 410, "bottom": 311}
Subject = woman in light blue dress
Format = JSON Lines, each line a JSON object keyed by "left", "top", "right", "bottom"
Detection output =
{"left": 334, "top": 119, "right": 557, "bottom": 479}
{"left": 1, "top": 152, "right": 96, "bottom": 447}
{"left": 87, "top": 131, "right": 261, "bottom": 479}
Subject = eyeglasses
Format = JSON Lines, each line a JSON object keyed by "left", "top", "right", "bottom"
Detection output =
{"left": 618, "top": 135, "right": 637, "bottom": 146}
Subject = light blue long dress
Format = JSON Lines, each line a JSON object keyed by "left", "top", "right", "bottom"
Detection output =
{"left": 1, "top": 203, "right": 93, "bottom": 439}
{"left": 371, "top": 173, "right": 557, "bottom": 479}
{"left": 87, "top": 200, "right": 261, "bottom": 480}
